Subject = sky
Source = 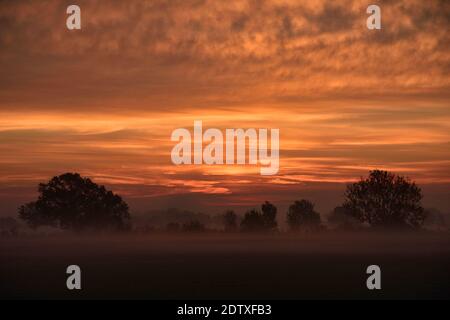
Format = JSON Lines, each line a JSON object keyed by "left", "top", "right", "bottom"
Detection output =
{"left": 0, "top": 0, "right": 449, "bottom": 216}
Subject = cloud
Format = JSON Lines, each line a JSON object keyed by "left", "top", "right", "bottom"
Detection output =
{"left": 0, "top": 0, "right": 448, "bottom": 111}
{"left": 0, "top": 0, "right": 449, "bottom": 214}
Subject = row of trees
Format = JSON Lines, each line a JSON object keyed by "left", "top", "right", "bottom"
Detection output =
{"left": 222, "top": 199, "right": 322, "bottom": 232}
{"left": 225, "top": 170, "right": 425, "bottom": 231}
{"left": 15, "top": 170, "right": 428, "bottom": 232}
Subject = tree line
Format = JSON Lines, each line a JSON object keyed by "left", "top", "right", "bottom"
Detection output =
{"left": 8, "top": 169, "right": 431, "bottom": 234}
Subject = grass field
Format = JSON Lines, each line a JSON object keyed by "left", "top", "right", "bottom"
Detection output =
{"left": 1, "top": 232, "right": 449, "bottom": 299}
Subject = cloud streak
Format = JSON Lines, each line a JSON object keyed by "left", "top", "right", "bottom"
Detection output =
{"left": 0, "top": 0, "right": 449, "bottom": 214}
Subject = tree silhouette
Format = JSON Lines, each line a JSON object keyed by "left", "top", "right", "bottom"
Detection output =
{"left": 240, "top": 202, "right": 278, "bottom": 232}
{"left": 343, "top": 170, "right": 425, "bottom": 229}
{"left": 287, "top": 199, "right": 321, "bottom": 231}
{"left": 19, "top": 173, "right": 130, "bottom": 231}
{"left": 240, "top": 209, "right": 266, "bottom": 232}
{"left": 261, "top": 201, "right": 277, "bottom": 230}
{"left": 182, "top": 220, "right": 206, "bottom": 232}
{"left": 223, "top": 210, "right": 238, "bottom": 232}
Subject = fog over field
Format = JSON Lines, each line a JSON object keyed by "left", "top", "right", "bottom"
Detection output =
{"left": 1, "top": 232, "right": 449, "bottom": 299}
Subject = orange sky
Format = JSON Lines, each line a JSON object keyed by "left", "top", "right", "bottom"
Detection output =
{"left": 0, "top": 0, "right": 449, "bottom": 215}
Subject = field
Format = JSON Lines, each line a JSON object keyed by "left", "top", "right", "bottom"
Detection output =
{"left": 1, "top": 232, "right": 450, "bottom": 299}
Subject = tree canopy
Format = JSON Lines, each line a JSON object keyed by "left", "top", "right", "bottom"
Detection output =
{"left": 240, "top": 202, "right": 278, "bottom": 232}
{"left": 19, "top": 173, "right": 130, "bottom": 231}
{"left": 343, "top": 170, "right": 425, "bottom": 229}
{"left": 287, "top": 199, "right": 321, "bottom": 231}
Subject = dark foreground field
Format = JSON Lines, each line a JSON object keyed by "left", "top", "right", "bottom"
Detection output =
{"left": 1, "top": 232, "right": 449, "bottom": 299}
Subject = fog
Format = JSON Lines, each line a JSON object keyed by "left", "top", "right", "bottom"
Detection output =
{"left": 2, "top": 232, "right": 449, "bottom": 299}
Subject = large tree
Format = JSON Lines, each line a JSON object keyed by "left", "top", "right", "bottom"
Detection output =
{"left": 19, "top": 173, "right": 130, "bottom": 231}
{"left": 343, "top": 170, "right": 425, "bottom": 228}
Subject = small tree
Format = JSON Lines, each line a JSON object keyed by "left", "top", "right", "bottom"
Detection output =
{"left": 240, "top": 202, "right": 278, "bottom": 232}
{"left": 287, "top": 199, "right": 321, "bottom": 231}
{"left": 343, "top": 170, "right": 425, "bottom": 229}
{"left": 261, "top": 201, "right": 277, "bottom": 230}
{"left": 182, "top": 220, "right": 206, "bottom": 232}
{"left": 19, "top": 173, "right": 130, "bottom": 231}
{"left": 223, "top": 210, "right": 238, "bottom": 232}
{"left": 240, "top": 209, "right": 266, "bottom": 232}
